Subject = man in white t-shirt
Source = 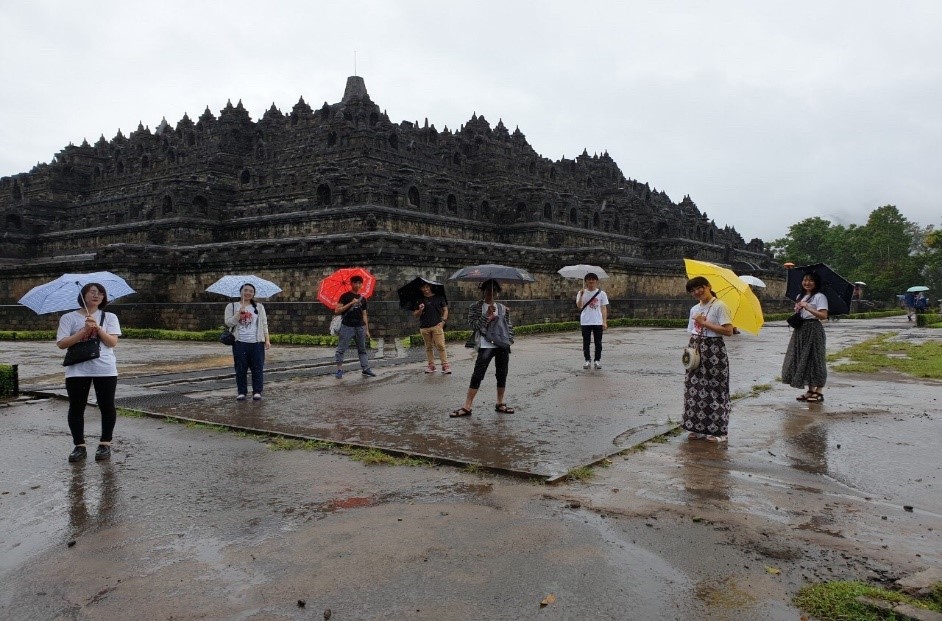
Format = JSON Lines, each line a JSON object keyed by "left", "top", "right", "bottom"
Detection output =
{"left": 576, "top": 273, "right": 609, "bottom": 370}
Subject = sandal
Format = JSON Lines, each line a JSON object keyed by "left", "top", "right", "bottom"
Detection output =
{"left": 805, "top": 392, "right": 824, "bottom": 403}
{"left": 450, "top": 407, "right": 472, "bottom": 418}
{"left": 796, "top": 392, "right": 813, "bottom": 401}
{"left": 688, "top": 432, "right": 706, "bottom": 440}
{"left": 494, "top": 403, "right": 515, "bottom": 414}
{"left": 705, "top": 435, "right": 727, "bottom": 443}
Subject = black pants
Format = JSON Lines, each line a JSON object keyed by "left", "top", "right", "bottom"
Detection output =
{"left": 581, "top": 325, "right": 603, "bottom": 361}
{"left": 65, "top": 376, "right": 118, "bottom": 446}
{"left": 469, "top": 347, "right": 509, "bottom": 390}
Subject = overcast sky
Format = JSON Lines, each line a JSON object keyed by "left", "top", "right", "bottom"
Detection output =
{"left": 1, "top": 1, "right": 939, "bottom": 242}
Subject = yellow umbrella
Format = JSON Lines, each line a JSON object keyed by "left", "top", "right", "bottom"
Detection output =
{"left": 683, "top": 259, "right": 764, "bottom": 335}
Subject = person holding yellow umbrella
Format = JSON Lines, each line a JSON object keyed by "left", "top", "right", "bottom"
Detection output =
{"left": 682, "top": 276, "right": 735, "bottom": 443}
{"left": 682, "top": 259, "right": 763, "bottom": 443}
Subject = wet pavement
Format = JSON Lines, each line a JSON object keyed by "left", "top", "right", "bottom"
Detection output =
{"left": 1, "top": 316, "right": 940, "bottom": 619}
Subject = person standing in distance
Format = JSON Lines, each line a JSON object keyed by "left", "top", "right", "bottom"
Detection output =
{"left": 334, "top": 275, "right": 376, "bottom": 378}
{"left": 414, "top": 282, "right": 450, "bottom": 374}
{"left": 576, "top": 273, "right": 609, "bottom": 369}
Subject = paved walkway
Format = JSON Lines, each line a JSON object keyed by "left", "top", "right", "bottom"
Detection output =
{"left": 8, "top": 315, "right": 934, "bottom": 479}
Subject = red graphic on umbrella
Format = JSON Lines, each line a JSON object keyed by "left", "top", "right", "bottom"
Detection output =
{"left": 317, "top": 267, "right": 376, "bottom": 310}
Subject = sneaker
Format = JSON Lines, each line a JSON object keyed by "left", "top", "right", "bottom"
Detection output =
{"left": 594, "top": 361, "right": 602, "bottom": 370}
{"left": 68, "top": 446, "right": 87, "bottom": 462}
{"left": 236, "top": 394, "right": 247, "bottom": 401}
{"left": 425, "top": 364, "right": 436, "bottom": 374}
{"left": 362, "top": 368, "right": 377, "bottom": 377}
{"left": 441, "top": 363, "right": 452, "bottom": 375}
{"left": 252, "top": 393, "right": 262, "bottom": 401}
{"left": 335, "top": 369, "right": 344, "bottom": 379}
{"left": 583, "top": 360, "right": 591, "bottom": 369}
{"left": 94, "top": 444, "right": 111, "bottom": 461}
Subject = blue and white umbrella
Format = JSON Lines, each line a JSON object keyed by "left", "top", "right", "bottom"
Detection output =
{"left": 18, "top": 271, "right": 136, "bottom": 314}
{"left": 206, "top": 275, "right": 283, "bottom": 299}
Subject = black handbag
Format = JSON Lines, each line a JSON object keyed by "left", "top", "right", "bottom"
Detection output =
{"left": 786, "top": 312, "right": 804, "bottom": 329}
{"left": 219, "top": 328, "right": 236, "bottom": 346}
{"left": 220, "top": 302, "right": 236, "bottom": 345}
{"left": 63, "top": 311, "right": 103, "bottom": 366}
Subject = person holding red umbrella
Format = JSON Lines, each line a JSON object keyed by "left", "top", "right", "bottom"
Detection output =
{"left": 333, "top": 276, "right": 376, "bottom": 378}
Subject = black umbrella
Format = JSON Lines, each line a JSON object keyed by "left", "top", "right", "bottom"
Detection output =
{"left": 397, "top": 277, "right": 447, "bottom": 310}
{"left": 448, "top": 264, "right": 536, "bottom": 284}
{"left": 785, "top": 263, "right": 855, "bottom": 315}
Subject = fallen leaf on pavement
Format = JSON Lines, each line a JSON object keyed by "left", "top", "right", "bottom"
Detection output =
{"left": 540, "top": 594, "right": 557, "bottom": 607}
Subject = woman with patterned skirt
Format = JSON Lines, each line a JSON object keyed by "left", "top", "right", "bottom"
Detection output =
{"left": 683, "top": 276, "right": 735, "bottom": 443}
{"left": 782, "top": 270, "right": 829, "bottom": 402}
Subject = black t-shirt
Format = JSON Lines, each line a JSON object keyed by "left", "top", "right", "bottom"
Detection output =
{"left": 339, "top": 292, "right": 367, "bottom": 327}
{"left": 415, "top": 295, "right": 448, "bottom": 328}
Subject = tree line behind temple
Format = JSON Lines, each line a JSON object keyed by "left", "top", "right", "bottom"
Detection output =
{"left": 768, "top": 205, "right": 941, "bottom": 303}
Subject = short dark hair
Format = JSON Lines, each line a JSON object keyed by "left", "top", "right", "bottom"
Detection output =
{"left": 350, "top": 276, "right": 364, "bottom": 284}
{"left": 584, "top": 273, "right": 599, "bottom": 281}
{"left": 78, "top": 282, "right": 109, "bottom": 308}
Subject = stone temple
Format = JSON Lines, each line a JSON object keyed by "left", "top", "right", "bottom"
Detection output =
{"left": 0, "top": 76, "right": 776, "bottom": 336}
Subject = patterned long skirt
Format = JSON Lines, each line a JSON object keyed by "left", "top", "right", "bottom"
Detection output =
{"left": 781, "top": 319, "right": 827, "bottom": 389}
{"left": 683, "top": 336, "right": 731, "bottom": 436}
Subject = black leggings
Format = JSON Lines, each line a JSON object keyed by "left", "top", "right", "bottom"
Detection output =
{"left": 65, "top": 376, "right": 118, "bottom": 446}
{"left": 469, "top": 347, "right": 509, "bottom": 390}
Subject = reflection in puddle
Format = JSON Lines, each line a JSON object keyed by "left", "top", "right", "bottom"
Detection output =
{"left": 68, "top": 463, "right": 117, "bottom": 537}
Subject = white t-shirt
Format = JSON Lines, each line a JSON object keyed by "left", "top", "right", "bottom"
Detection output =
{"left": 477, "top": 302, "right": 502, "bottom": 350}
{"left": 797, "top": 292, "right": 829, "bottom": 320}
{"left": 578, "top": 289, "right": 609, "bottom": 325}
{"left": 57, "top": 310, "right": 122, "bottom": 377}
{"left": 687, "top": 299, "right": 732, "bottom": 337}
{"left": 235, "top": 305, "right": 260, "bottom": 343}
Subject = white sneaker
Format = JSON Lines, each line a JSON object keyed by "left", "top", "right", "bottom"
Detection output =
{"left": 593, "top": 361, "right": 602, "bottom": 370}
{"left": 583, "top": 360, "right": 591, "bottom": 369}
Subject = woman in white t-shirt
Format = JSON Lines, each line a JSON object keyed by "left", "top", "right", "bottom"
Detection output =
{"left": 223, "top": 283, "right": 271, "bottom": 401}
{"left": 683, "top": 276, "right": 734, "bottom": 443}
{"left": 782, "top": 271, "right": 829, "bottom": 402}
{"left": 56, "top": 283, "right": 122, "bottom": 463}
{"left": 576, "top": 273, "right": 609, "bottom": 370}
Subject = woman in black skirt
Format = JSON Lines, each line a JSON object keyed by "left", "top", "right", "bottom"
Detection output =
{"left": 782, "top": 270, "right": 829, "bottom": 402}
{"left": 683, "top": 276, "right": 735, "bottom": 443}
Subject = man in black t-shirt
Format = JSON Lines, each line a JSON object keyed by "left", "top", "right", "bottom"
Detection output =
{"left": 333, "top": 276, "right": 375, "bottom": 378}
{"left": 413, "top": 282, "right": 450, "bottom": 374}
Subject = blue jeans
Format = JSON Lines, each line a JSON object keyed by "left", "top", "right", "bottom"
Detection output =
{"left": 335, "top": 324, "right": 370, "bottom": 370}
{"left": 233, "top": 341, "right": 265, "bottom": 395}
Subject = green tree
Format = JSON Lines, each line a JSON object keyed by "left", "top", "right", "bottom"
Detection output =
{"left": 851, "top": 206, "right": 921, "bottom": 299}
{"left": 769, "top": 217, "right": 841, "bottom": 265}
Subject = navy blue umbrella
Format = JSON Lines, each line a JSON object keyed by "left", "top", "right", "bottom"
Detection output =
{"left": 785, "top": 263, "right": 854, "bottom": 315}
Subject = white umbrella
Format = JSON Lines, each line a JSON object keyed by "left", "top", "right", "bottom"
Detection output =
{"left": 207, "top": 275, "right": 283, "bottom": 298}
{"left": 737, "top": 275, "right": 766, "bottom": 288}
{"left": 18, "top": 271, "right": 136, "bottom": 314}
{"left": 907, "top": 285, "right": 929, "bottom": 292}
{"left": 557, "top": 265, "right": 609, "bottom": 280}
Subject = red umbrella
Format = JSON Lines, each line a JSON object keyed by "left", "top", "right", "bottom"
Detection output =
{"left": 317, "top": 267, "right": 376, "bottom": 310}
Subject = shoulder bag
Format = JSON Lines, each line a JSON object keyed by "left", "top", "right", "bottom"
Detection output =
{"left": 220, "top": 303, "right": 236, "bottom": 345}
{"left": 63, "top": 311, "right": 103, "bottom": 366}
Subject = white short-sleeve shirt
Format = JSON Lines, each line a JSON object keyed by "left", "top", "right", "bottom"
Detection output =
{"left": 57, "top": 310, "right": 122, "bottom": 377}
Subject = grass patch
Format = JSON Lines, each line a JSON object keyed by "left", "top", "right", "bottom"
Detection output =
{"left": 341, "top": 446, "right": 434, "bottom": 467}
{"left": 731, "top": 382, "right": 774, "bottom": 401}
{"left": 117, "top": 407, "right": 146, "bottom": 418}
{"left": 794, "top": 580, "right": 942, "bottom": 620}
{"left": 829, "top": 333, "right": 942, "bottom": 379}
{"left": 267, "top": 436, "right": 334, "bottom": 451}
{"left": 566, "top": 466, "right": 595, "bottom": 481}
